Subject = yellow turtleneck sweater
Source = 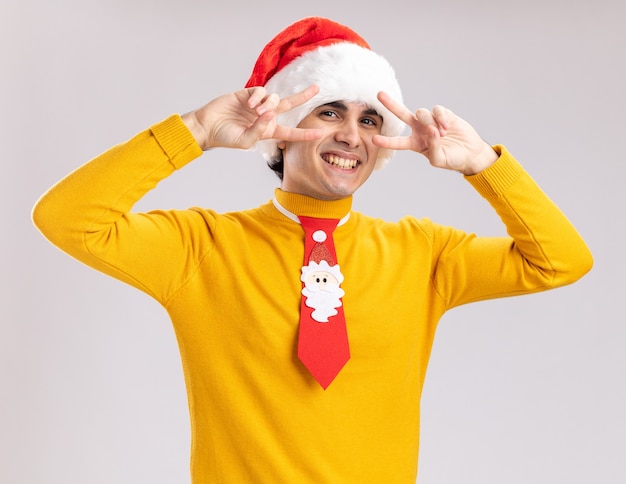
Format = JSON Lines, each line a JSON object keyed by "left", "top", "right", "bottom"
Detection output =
{"left": 33, "top": 114, "right": 592, "bottom": 483}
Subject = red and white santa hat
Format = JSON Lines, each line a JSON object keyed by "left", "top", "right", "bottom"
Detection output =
{"left": 245, "top": 17, "right": 405, "bottom": 169}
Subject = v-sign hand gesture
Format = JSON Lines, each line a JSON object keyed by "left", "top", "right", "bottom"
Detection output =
{"left": 183, "top": 85, "right": 322, "bottom": 151}
{"left": 373, "top": 91, "right": 498, "bottom": 175}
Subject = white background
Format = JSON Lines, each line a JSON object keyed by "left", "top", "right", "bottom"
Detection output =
{"left": 2, "top": 0, "right": 625, "bottom": 482}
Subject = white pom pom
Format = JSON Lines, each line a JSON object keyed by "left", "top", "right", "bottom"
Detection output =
{"left": 312, "top": 230, "right": 327, "bottom": 243}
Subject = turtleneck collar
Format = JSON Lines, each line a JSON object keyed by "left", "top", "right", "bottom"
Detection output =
{"left": 273, "top": 188, "right": 353, "bottom": 223}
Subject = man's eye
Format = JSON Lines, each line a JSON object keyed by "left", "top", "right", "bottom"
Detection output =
{"left": 361, "top": 118, "right": 376, "bottom": 126}
{"left": 321, "top": 110, "right": 337, "bottom": 118}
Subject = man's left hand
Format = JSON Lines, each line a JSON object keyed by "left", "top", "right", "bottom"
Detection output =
{"left": 373, "top": 91, "right": 498, "bottom": 175}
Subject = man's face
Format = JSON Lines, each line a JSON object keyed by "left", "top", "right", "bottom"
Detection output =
{"left": 279, "top": 101, "right": 383, "bottom": 201}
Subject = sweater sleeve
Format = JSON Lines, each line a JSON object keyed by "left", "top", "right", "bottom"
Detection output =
{"left": 431, "top": 145, "right": 593, "bottom": 309}
{"left": 32, "top": 115, "right": 209, "bottom": 303}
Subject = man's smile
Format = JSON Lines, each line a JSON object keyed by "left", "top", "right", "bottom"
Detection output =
{"left": 321, "top": 153, "right": 360, "bottom": 169}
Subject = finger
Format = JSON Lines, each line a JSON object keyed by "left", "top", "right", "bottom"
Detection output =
{"left": 422, "top": 129, "right": 448, "bottom": 168}
{"left": 415, "top": 108, "right": 439, "bottom": 128}
{"left": 277, "top": 84, "right": 320, "bottom": 114}
{"left": 425, "top": 137, "right": 441, "bottom": 163}
{"left": 273, "top": 124, "right": 322, "bottom": 143}
{"left": 235, "top": 110, "right": 276, "bottom": 147}
{"left": 255, "top": 93, "right": 280, "bottom": 116}
{"left": 246, "top": 86, "right": 268, "bottom": 109}
{"left": 377, "top": 91, "right": 415, "bottom": 125}
{"left": 431, "top": 105, "right": 452, "bottom": 134}
{"left": 411, "top": 108, "right": 444, "bottom": 142}
{"left": 372, "top": 134, "right": 414, "bottom": 151}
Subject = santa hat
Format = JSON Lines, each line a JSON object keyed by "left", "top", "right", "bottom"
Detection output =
{"left": 309, "top": 229, "right": 336, "bottom": 265}
{"left": 245, "top": 17, "right": 404, "bottom": 169}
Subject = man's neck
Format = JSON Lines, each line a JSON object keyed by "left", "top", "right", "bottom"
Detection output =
{"left": 273, "top": 188, "right": 352, "bottom": 221}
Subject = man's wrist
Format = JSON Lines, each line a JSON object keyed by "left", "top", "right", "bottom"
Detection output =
{"left": 181, "top": 111, "right": 210, "bottom": 151}
{"left": 462, "top": 142, "right": 499, "bottom": 176}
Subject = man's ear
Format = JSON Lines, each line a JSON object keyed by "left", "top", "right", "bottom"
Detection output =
{"left": 277, "top": 140, "right": 286, "bottom": 150}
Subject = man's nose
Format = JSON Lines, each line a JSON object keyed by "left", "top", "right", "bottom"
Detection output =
{"left": 334, "top": 119, "right": 360, "bottom": 147}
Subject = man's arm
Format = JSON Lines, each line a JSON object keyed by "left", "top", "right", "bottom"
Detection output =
{"left": 374, "top": 92, "right": 592, "bottom": 302}
{"left": 434, "top": 147, "right": 593, "bottom": 308}
{"left": 32, "top": 116, "right": 206, "bottom": 301}
{"left": 32, "top": 86, "right": 322, "bottom": 300}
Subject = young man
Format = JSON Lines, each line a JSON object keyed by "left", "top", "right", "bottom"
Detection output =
{"left": 33, "top": 17, "right": 592, "bottom": 483}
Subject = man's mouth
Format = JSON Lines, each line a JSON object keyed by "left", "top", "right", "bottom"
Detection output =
{"left": 321, "top": 154, "right": 359, "bottom": 169}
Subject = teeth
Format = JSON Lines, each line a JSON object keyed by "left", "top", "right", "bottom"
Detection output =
{"left": 323, "top": 154, "right": 358, "bottom": 169}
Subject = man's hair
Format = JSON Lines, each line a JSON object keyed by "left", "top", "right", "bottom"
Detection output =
{"left": 268, "top": 149, "right": 284, "bottom": 180}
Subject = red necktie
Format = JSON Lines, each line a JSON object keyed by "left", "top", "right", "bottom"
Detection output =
{"left": 297, "top": 216, "right": 350, "bottom": 389}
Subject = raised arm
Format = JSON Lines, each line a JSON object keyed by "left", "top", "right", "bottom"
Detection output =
{"left": 32, "top": 86, "right": 321, "bottom": 302}
{"left": 373, "top": 92, "right": 592, "bottom": 304}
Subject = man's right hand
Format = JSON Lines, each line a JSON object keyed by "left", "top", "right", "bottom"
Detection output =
{"left": 181, "top": 85, "right": 322, "bottom": 151}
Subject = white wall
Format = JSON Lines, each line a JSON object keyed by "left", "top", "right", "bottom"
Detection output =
{"left": 2, "top": 0, "right": 624, "bottom": 482}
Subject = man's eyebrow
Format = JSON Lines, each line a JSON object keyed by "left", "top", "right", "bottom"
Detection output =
{"left": 320, "top": 101, "right": 348, "bottom": 111}
{"left": 363, "top": 107, "right": 381, "bottom": 118}
{"left": 320, "top": 101, "right": 382, "bottom": 118}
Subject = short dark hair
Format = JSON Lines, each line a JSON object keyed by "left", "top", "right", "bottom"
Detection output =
{"left": 267, "top": 149, "right": 284, "bottom": 181}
